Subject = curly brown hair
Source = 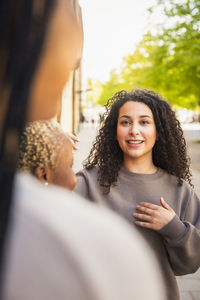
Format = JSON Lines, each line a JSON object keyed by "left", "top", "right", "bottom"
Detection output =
{"left": 84, "top": 89, "right": 192, "bottom": 194}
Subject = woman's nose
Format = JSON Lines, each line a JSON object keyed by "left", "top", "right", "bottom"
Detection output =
{"left": 129, "top": 123, "right": 140, "bottom": 136}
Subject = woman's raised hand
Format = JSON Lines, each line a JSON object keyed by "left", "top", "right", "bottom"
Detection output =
{"left": 66, "top": 132, "right": 80, "bottom": 150}
{"left": 133, "top": 197, "right": 176, "bottom": 231}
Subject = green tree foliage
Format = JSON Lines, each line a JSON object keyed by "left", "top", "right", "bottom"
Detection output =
{"left": 154, "top": 0, "right": 200, "bottom": 107}
{"left": 97, "top": 0, "right": 200, "bottom": 108}
{"left": 85, "top": 78, "right": 103, "bottom": 107}
{"left": 98, "top": 70, "right": 123, "bottom": 106}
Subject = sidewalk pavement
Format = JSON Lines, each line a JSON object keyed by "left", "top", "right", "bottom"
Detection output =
{"left": 177, "top": 128, "right": 200, "bottom": 300}
{"left": 73, "top": 125, "right": 98, "bottom": 173}
{"left": 73, "top": 125, "right": 200, "bottom": 300}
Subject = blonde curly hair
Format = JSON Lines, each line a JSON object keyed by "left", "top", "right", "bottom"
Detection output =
{"left": 18, "top": 120, "right": 69, "bottom": 174}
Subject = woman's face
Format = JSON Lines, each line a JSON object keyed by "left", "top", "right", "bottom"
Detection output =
{"left": 116, "top": 101, "right": 157, "bottom": 164}
{"left": 28, "top": 0, "right": 82, "bottom": 121}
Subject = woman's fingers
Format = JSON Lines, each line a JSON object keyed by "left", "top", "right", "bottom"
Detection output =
{"left": 135, "top": 221, "right": 152, "bottom": 229}
{"left": 135, "top": 204, "right": 155, "bottom": 215}
{"left": 66, "top": 132, "right": 80, "bottom": 150}
{"left": 133, "top": 212, "right": 152, "bottom": 222}
{"left": 67, "top": 132, "right": 80, "bottom": 142}
{"left": 160, "top": 197, "right": 170, "bottom": 210}
{"left": 138, "top": 202, "right": 159, "bottom": 210}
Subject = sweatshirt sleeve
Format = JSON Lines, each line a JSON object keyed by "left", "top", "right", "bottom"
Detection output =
{"left": 159, "top": 189, "right": 200, "bottom": 276}
{"left": 74, "top": 170, "right": 90, "bottom": 200}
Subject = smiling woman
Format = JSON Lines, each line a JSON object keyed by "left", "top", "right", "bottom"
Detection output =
{"left": 75, "top": 88, "right": 200, "bottom": 300}
{"left": 77, "top": 89, "right": 192, "bottom": 193}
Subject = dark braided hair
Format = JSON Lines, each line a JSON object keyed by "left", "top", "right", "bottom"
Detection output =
{"left": 0, "top": 0, "right": 55, "bottom": 284}
{"left": 84, "top": 89, "right": 192, "bottom": 194}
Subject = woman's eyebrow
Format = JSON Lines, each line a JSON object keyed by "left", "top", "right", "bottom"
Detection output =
{"left": 139, "top": 115, "right": 152, "bottom": 119}
{"left": 119, "top": 114, "right": 152, "bottom": 119}
{"left": 119, "top": 115, "right": 130, "bottom": 119}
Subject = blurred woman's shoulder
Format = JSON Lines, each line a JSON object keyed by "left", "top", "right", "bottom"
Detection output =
{"left": 76, "top": 167, "right": 99, "bottom": 180}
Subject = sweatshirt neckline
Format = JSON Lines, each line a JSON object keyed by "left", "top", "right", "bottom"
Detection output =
{"left": 120, "top": 166, "right": 163, "bottom": 180}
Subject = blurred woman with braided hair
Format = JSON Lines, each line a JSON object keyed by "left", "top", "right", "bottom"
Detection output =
{"left": 75, "top": 88, "right": 200, "bottom": 300}
{"left": 18, "top": 120, "right": 76, "bottom": 190}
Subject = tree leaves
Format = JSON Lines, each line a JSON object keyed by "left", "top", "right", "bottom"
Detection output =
{"left": 97, "top": 0, "right": 200, "bottom": 109}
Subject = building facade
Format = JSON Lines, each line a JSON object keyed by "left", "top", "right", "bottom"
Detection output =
{"left": 57, "top": 0, "right": 83, "bottom": 134}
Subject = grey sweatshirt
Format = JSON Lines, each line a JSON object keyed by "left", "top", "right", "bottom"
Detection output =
{"left": 75, "top": 167, "right": 200, "bottom": 300}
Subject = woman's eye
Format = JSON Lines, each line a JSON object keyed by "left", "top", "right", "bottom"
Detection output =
{"left": 141, "top": 120, "right": 149, "bottom": 125}
{"left": 121, "top": 120, "right": 131, "bottom": 126}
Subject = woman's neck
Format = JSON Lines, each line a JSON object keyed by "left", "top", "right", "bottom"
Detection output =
{"left": 123, "top": 156, "right": 157, "bottom": 174}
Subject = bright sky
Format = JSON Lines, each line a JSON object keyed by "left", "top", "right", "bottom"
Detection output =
{"left": 79, "top": 0, "right": 157, "bottom": 85}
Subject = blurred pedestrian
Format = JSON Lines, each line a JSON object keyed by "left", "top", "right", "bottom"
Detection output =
{"left": 80, "top": 112, "right": 85, "bottom": 124}
{"left": 75, "top": 88, "right": 200, "bottom": 300}
{"left": 91, "top": 119, "right": 95, "bottom": 127}
{"left": 99, "top": 113, "right": 104, "bottom": 124}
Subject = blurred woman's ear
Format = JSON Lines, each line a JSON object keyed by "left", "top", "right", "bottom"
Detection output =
{"left": 34, "top": 166, "right": 53, "bottom": 184}
{"left": 34, "top": 166, "right": 46, "bottom": 182}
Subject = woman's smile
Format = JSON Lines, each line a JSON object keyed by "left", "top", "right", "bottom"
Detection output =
{"left": 126, "top": 139, "right": 144, "bottom": 146}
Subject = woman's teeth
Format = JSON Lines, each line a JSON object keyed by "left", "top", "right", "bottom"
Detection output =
{"left": 127, "top": 141, "right": 143, "bottom": 144}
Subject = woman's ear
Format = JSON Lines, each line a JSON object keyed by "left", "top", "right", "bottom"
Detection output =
{"left": 34, "top": 166, "right": 53, "bottom": 183}
{"left": 34, "top": 166, "right": 46, "bottom": 182}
